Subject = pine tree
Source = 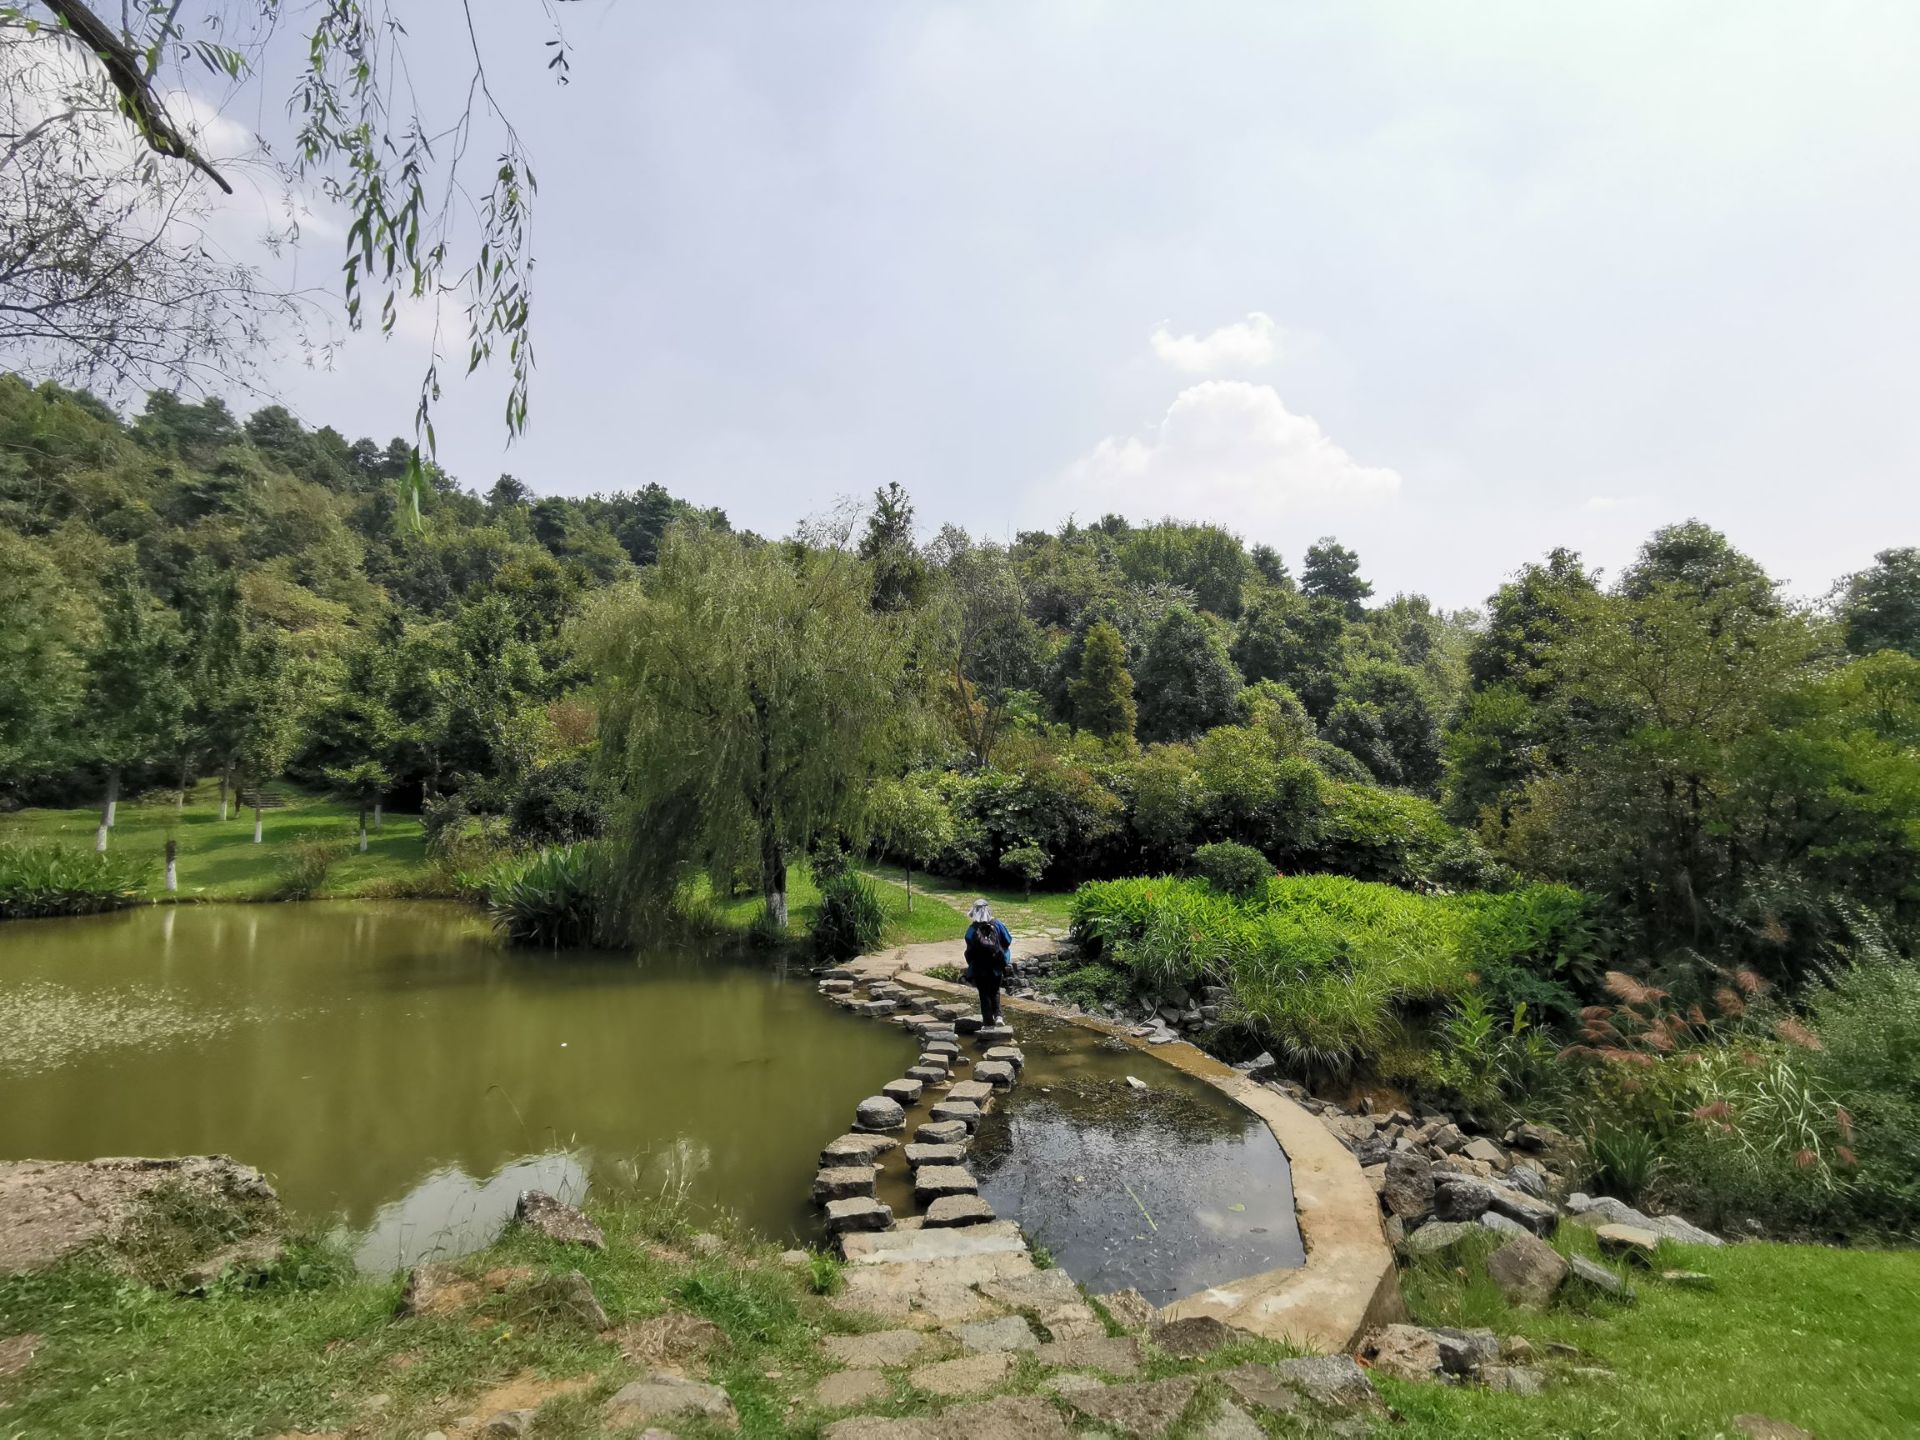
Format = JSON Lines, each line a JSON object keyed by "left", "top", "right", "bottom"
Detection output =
{"left": 859, "top": 482, "right": 929, "bottom": 612}
{"left": 1070, "top": 621, "right": 1137, "bottom": 742}
{"left": 1301, "top": 537, "right": 1373, "bottom": 617}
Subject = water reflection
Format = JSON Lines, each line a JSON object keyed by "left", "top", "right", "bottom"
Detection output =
{"left": 353, "top": 1151, "right": 590, "bottom": 1271}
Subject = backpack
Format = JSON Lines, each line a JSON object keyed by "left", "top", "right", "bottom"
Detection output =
{"left": 969, "top": 921, "right": 1007, "bottom": 976}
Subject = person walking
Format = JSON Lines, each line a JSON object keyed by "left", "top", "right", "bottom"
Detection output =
{"left": 963, "top": 899, "right": 1013, "bottom": 1025}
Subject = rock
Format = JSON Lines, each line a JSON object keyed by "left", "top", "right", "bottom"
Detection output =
{"left": 174, "top": 1234, "right": 286, "bottom": 1294}
{"left": 855, "top": 1097, "right": 908, "bottom": 1133}
{"left": 0, "top": 1156, "right": 281, "bottom": 1276}
{"left": 1485, "top": 1234, "right": 1570, "bottom": 1308}
{"left": 1383, "top": 1214, "right": 1405, "bottom": 1247}
{"left": 526, "top": 1269, "right": 609, "bottom": 1330}
{"left": 943, "top": 1396, "right": 1077, "bottom": 1440}
{"left": 1481, "top": 1365, "right": 1547, "bottom": 1395}
{"left": 822, "top": 1134, "right": 898, "bottom": 1166}
{"left": 946, "top": 1315, "right": 1040, "bottom": 1352}
{"left": 825, "top": 1197, "right": 894, "bottom": 1234}
{"left": 1506, "top": 1164, "right": 1548, "bottom": 1198}
{"left": 1433, "top": 1177, "right": 1493, "bottom": 1222}
{"left": 980, "top": 1269, "right": 1080, "bottom": 1309}
{"left": 396, "top": 1261, "right": 480, "bottom": 1318}
{"left": 904, "top": 1143, "right": 968, "bottom": 1169}
{"left": 1463, "top": 1137, "right": 1508, "bottom": 1169}
{"left": 1247, "top": 1356, "right": 1384, "bottom": 1413}
{"left": 863, "top": 999, "right": 899, "bottom": 1016}
{"left": 974, "top": 1061, "right": 1017, "bottom": 1088}
{"left": 1564, "top": 1195, "right": 1722, "bottom": 1246}
{"left": 1381, "top": 1154, "right": 1435, "bottom": 1222}
{"left": 1038, "top": 1302, "right": 1104, "bottom": 1341}
{"left": 1661, "top": 1269, "right": 1715, "bottom": 1289}
{"left": 1403, "top": 1219, "right": 1485, "bottom": 1259}
{"left": 1430, "top": 1326, "right": 1500, "bottom": 1375}
{"left": 480, "top": 1410, "right": 535, "bottom": 1437}
{"left": 1319, "top": 1113, "right": 1375, "bottom": 1146}
{"left": 780, "top": 1248, "right": 809, "bottom": 1267}
{"left": 1036, "top": 1335, "right": 1143, "bottom": 1376}
{"left": 909, "top": 1350, "right": 1015, "bottom": 1397}
{"left": 915, "top": 1052, "right": 952, "bottom": 1070}
{"left": 1362, "top": 1164, "right": 1387, "bottom": 1194}
{"left": 982, "top": 1045, "right": 1024, "bottom": 1070}
{"left": 1508, "top": 1121, "right": 1556, "bottom": 1152}
{"left": 1568, "top": 1254, "right": 1634, "bottom": 1298}
{"left": 914, "top": 1120, "right": 969, "bottom": 1145}
{"left": 955, "top": 1016, "right": 983, "bottom": 1033}
{"left": 822, "top": 1328, "right": 935, "bottom": 1367}
{"left": 1430, "top": 1123, "right": 1467, "bottom": 1153}
{"left": 947, "top": 1080, "right": 995, "bottom": 1104}
{"left": 1125, "top": 1075, "right": 1149, "bottom": 1092}
{"left": 515, "top": 1190, "right": 605, "bottom": 1249}
{"left": 1732, "top": 1416, "right": 1816, "bottom": 1440}
{"left": 1595, "top": 1223, "right": 1662, "bottom": 1262}
{"left": 614, "top": 1311, "right": 727, "bottom": 1369}
{"left": 977, "top": 1024, "right": 1015, "bottom": 1042}
{"left": 1097, "top": 1288, "right": 1157, "bottom": 1331}
{"left": 0, "top": 1332, "right": 41, "bottom": 1380}
{"left": 906, "top": 1066, "right": 948, "bottom": 1084}
{"left": 1650, "top": 1213, "right": 1724, "bottom": 1247}
{"left": 1148, "top": 1315, "right": 1247, "bottom": 1358}
{"left": 929, "top": 1099, "right": 983, "bottom": 1128}
{"left": 1061, "top": 1377, "right": 1199, "bottom": 1438}
{"left": 882, "top": 1078, "right": 925, "bottom": 1105}
{"left": 814, "top": 1369, "right": 890, "bottom": 1407}
{"left": 1237, "top": 1051, "right": 1279, "bottom": 1079}
{"left": 1480, "top": 1211, "right": 1533, "bottom": 1241}
{"left": 814, "top": 1167, "right": 878, "bottom": 1203}
{"left": 1485, "top": 1184, "right": 1559, "bottom": 1237}
{"left": 1363, "top": 1324, "right": 1442, "bottom": 1382}
{"left": 914, "top": 1166, "right": 979, "bottom": 1202}
{"left": 925, "top": 1195, "right": 996, "bottom": 1228}
{"left": 605, "top": 1372, "right": 737, "bottom": 1428}
{"left": 1195, "top": 1398, "right": 1267, "bottom": 1440}
{"left": 1042, "top": 1373, "right": 1108, "bottom": 1395}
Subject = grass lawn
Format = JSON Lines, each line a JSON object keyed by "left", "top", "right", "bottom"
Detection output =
{"left": 858, "top": 863, "right": 1078, "bottom": 939}
{"left": 0, "top": 781, "right": 437, "bottom": 902}
{"left": 698, "top": 862, "right": 960, "bottom": 949}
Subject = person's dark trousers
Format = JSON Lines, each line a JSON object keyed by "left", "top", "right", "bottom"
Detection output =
{"left": 975, "top": 972, "right": 1002, "bottom": 1025}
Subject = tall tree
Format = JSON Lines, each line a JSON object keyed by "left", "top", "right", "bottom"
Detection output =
{"left": 1301, "top": 538, "right": 1373, "bottom": 618}
{"left": 1840, "top": 547, "right": 1920, "bottom": 659}
{"left": 582, "top": 528, "right": 917, "bottom": 931}
{"left": 859, "top": 482, "right": 929, "bottom": 613}
{"left": 1069, "top": 621, "right": 1138, "bottom": 743}
{"left": 79, "top": 568, "right": 185, "bottom": 850}
{"left": 1134, "top": 605, "right": 1243, "bottom": 743}
{"left": 931, "top": 528, "right": 1041, "bottom": 765}
{"left": 869, "top": 773, "right": 956, "bottom": 912}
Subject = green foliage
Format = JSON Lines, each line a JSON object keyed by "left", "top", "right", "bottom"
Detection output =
{"left": 1053, "top": 962, "right": 1133, "bottom": 1011}
{"left": 1190, "top": 841, "right": 1269, "bottom": 898}
{"left": 810, "top": 873, "right": 887, "bottom": 961}
{"left": 1841, "top": 546, "right": 1920, "bottom": 658}
{"left": 1314, "top": 781, "right": 1456, "bottom": 886}
{"left": 1587, "top": 1120, "right": 1664, "bottom": 1201}
{"left": 0, "top": 842, "right": 150, "bottom": 918}
{"left": 1807, "top": 963, "right": 1920, "bottom": 1235}
{"left": 1068, "top": 620, "right": 1137, "bottom": 741}
{"left": 270, "top": 835, "right": 351, "bottom": 901}
{"left": 483, "top": 843, "right": 604, "bottom": 948}
{"left": 1134, "top": 604, "right": 1243, "bottom": 742}
{"left": 999, "top": 842, "right": 1050, "bottom": 893}
{"left": 1300, "top": 536, "right": 1372, "bottom": 616}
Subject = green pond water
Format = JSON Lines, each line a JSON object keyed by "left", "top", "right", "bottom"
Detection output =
{"left": 0, "top": 902, "right": 1302, "bottom": 1302}
{"left": 0, "top": 902, "right": 915, "bottom": 1269}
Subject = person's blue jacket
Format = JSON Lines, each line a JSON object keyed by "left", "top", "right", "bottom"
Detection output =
{"left": 963, "top": 919, "right": 1012, "bottom": 979}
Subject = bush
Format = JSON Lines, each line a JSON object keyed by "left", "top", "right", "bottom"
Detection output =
{"left": 1808, "top": 963, "right": 1920, "bottom": 1236}
{"left": 1191, "top": 841, "right": 1269, "bottom": 898}
{"left": 484, "top": 844, "right": 605, "bottom": 948}
{"left": 1000, "top": 842, "right": 1049, "bottom": 895}
{"left": 271, "top": 835, "right": 350, "bottom": 901}
{"left": 1054, "top": 962, "right": 1132, "bottom": 1012}
{"left": 507, "top": 754, "right": 605, "bottom": 846}
{"left": 1309, "top": 782, "right": 1455, "bottom": 886}
{"left": 0, "top": 842, "right": 149, "bottom": 919}
{"left": 811, "top": 873, "right": 886, "bottom": 962}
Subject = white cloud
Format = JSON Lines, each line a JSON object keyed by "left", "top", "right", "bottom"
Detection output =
{"left": 1042, "top": 381, "right": 1401, "bottom": 529}
{"left": 1150, "top": 311, "right": 1281, "bottom": 372}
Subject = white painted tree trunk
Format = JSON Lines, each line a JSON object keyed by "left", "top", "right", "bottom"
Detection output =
{"left": 95, "top": 820, "right": 109, "bottom": 853}
{"left": 219, "top": 765, "right": 230, "bottom": 822}
{"left": 253, "top": 800, "right": 263, "bottom": 844}
{"left": 164, "top": 840, "right": 177, "bottom": 893}
{"left": 104, "top": 768, "right": 119, "bottom": 828}
{"left": 373, "top": 801, "right": 383, "bottom": 832}
{"left": 358, "top": 807, "right": 369, "bottom": 853}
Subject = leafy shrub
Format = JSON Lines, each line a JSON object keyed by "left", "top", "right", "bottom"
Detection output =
{"left": 1053, "top": 963, "right": 1132, "bottom": 1011}
{"left": 1309, "top": 782, "right": 1455, "bottom": 886}
{"left": 1000, "top": 842, "right": 1049, "bottom": 895}
{"left": 746, "top": 904, "right": 790, "bottom": 948}
{"left": 484, "top": 844, "right": 605, "bottom": 948}
{"left": 272, "top": 835, "right": 350, "bottom": 901}
{"left": 1587, "top": 1120, "right": 1663, "bottom": 1201}
{"left": 1455, "top": 884, "right": 1598, "bottom": 1023}
{"left": 0, "top": 842, "right": 149, "bottom": 919}
{"left": 811, "top": 873, "right": 886, "bottom": 962}
{"left": 1191, "top": 841, "right": 1269, "bottom": 898}
{"left": 1808, "top": 963, "right": 1920, "bottom": 1235}
{"left": 508, "top": 754, "right": 605, "bottom": 846}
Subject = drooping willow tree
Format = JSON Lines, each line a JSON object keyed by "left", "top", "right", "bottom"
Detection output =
{"left": 578, "top": 524, "right": 923, "bottom": 934}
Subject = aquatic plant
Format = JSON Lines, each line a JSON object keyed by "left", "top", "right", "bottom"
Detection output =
{"left": 483, "top": 844, "right": 604, "bottom": 948}
{"left": 271, "top": 835, "right": 350, "bottom": 901}
{"left": 0, "top": 842, "right": 150, "bottom": 919}
{"left": 810, "top": 873, "right": 886, "bottom": 961}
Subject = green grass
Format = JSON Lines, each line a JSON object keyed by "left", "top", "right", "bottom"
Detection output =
{"left": 1381, "top": 1225, "right": 1920, "bottom": 1438}
{"left": 698, "top": 862, "right": 959, "bottom": 949}
{"left": 859, "top": 864, "right": 1078, "bottom": 938}
{"left": 0, "top": 781, "right": 437, "bottom": 902}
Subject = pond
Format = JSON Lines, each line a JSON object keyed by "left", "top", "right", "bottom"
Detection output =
{"left": 0, "top": 902, "right": 914, "bottom": 1270}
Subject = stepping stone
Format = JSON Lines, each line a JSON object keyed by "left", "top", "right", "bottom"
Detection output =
{"left": 1042, "top": 1373, "right": 1108, "bottom": 1395}
{"left": 814, "top": 1167, "right": 878, "bottom": 1203}
{"left": 1097, "top": 1289, "right": 1157, "bottom": 1331}
{"left": 822, "top": 1328, "right": 938, "bottom": 1367}
{"left": 813, "top": 1369, "right": 889, "bottom": 1408}
{"left": 903, "top": 1013, "right": 942, "bottom": 1029}
{"left": 1195, "top": 1399, "right": 1266, "bottom": 1440}
{"left": 820, "top": 979, "right": 855, "bottom": 993}
{"left": 909, "top": 1351, "right": 1015, "bottom": 1397}
{"left": 931, "top": 1003, "right": 964, "bottom": 1020}
{"left": 914, "top": 1165, "right": 979, "bottom": 1202}
{"left": 925, "top": 1195, "right": 996, "bottom": 1228}
{"left": 926, "top": 1040, "right": 961, "bottom": 1058}
{"left": 855, "top": 1096, "right": 908, "bottom": 1133}
{"left": 1218, "top": 1357, "right": 1384, "bottom": 1415}
{"left": 605, "top": 1373, "right": 737, "bottom": 1428}
{"left": 946, "top": 1314, "right": 1040, "bottom": 1353}
{"left": 906, "top": 1066, "right": 948, "bottom": 1084}
{"left": 1061, "top": 1377, "right": 1199, "bottom": 1437}
{"left": 929, "top": 1099, "right": 983, "bottom": 1129}
{"left": 1039, "top": 1302, "right": 1104, "bottom": 1340}
{"left": 863, "top": 1000, "right": 899, "bottom": 1016}
{"left": 822, "top": 1133, "right": 897, "bottom": 1166}
{"left": 826, "top": 1197, "right": 893, "bottom": 1234}
{"left": 974, "top": 1061, "right": 1017, "bottom": 1088}
{"left": 941, "top": 1396, "right": 1076, "bottom": 1440}
{"left": 840, "top": 1221, "right": 1030, "bottom": 1265}
{"left": 882, "top": 1078, "right": 924, "bottom": 1105}
{"left": 955, "top": 1016, "right": 984, "bottom": 1034}
{"left": 976, "top": 1023, "right": 1015, "bottom": 1042}
{"left": 980, "top": 1270, "right": 1081, "bottom": 1309}
{"left": 904, "top": 1142, "right": 968, "bottom": 1168}
{"left": 982, "top": 1045, "right": 1024, "bottom": 1071}
{"left": 1036, "top": 1335, "right": 1143, "bottom": 1377}
{"left": 915, "top": 1120, "right": 969, "bottom": 1144}
{"left": 915, "top": 1052, "right": 952, "bottom": 1070}
{"left": 946, "top": 1080, "right": 994, "bottom": 1104}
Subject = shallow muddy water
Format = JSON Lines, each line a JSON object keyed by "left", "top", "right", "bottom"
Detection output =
{"left": 0, "top": 902, "right": 913, "bottom": 1269}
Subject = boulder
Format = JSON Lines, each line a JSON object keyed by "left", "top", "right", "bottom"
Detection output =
{"left": 1485, "top": 1234, "right": 1569, "bottom": 1308}
{"left": 1381, "top": 1154, "right": 1435, "bottom": 1222}
{"left": 1319, "top": 1113, "right": 1375, "bottom": 1146}
{"left": 1260, "top": 1356, "right": 1384, "bottom": 1412}
{"left": 825, "top": 1197, "right": 893, "bottom": 1234}
{"left": 1363, "top": 1324, "right": 1442, "bottom": 1382}
{"left": 1403, "top": 1219, "right": 1485, "bottom": 1259}
{"left": 1564, "top": 1196, "right": 1722, "bottom": 1246}
{"left": 1462, "top": 1137, "right": 1508, "bottom": 1169}
{"left": 515, "top": 1191, "right": 604, "bottom": 1249}
{"left": 1568, "top": 1254, "right": 1633, "bottom": 1298}
{"left": 527, "top": 1270, "right": 610, "bottom": 1330}
{"left": 605, "top": 1372, "right": 737, "bottom": 1428}
{"left": 1485, "top": 1184, "right": 1558, "bottom": 1237}
{"left": 1596, "top": 1224, "right": 1663, "bottom": 1262}
{"left": 925, "top": 1195, "right": 996, "bottom": 1227}
{"left": 1430, "top": 1123, "right": 1467, "bottom": 1153}
{"left": 1506, "top": 1164, "right": 1548, "bottom": 1198}
{"left": 1480, "top": 1212, "right": 1533, "bottom": 1241}
{"left": 1097, "top": 1288, "right": 1157, "bottom": 1332}
{"left": 1480, "top": 1365, "right": 1547, "bottom": 1395}
{"left": 1430, "top": 1326, "right": 1500, "bottom": 1375}
{"left": 854, "top": 1096, "right": 908, "bottom": 1133}
{"left": 1433, "top": 1177, "right": 1493, "bottom": 1223}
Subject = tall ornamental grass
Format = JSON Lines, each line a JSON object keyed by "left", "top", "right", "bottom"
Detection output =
{"left": 483, "top": 843, "right": 606, "bottom": 948}
{"left": 0, "top": 842, "right": 150, "bottom": 919}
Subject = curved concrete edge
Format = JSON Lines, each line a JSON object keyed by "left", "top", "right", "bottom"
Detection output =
{"left": 845, "top": 942, "right": 1403, "bottom": 1355}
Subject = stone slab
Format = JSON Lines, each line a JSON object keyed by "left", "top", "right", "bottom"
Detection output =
{"left": 974, "top": 1061, "right": 1017, "bottom": 1088}
{"left": 945, "top": 1314, "right": 1040, "bottom": 1353}
{"left": 1034, "top": 1335, "right": 1143, "bottom": 1377}
{"left": 914, "top": 1165, "right": 979, "bottom": 1202}
{"left": 814, "top": 1167, "right": 878, "bottom": 1202}
{"left": 925, "top": 1195, "right": 997, "bottom": 1227}
{"left": 813, "top": 1369, "right": 890, "bottom": 1408}
{"left": 826, "top": 1197, "right": 894, "bottom": 1234}
{"left": 914, "top": 1120, "right": 970, "bottom": 1145}
{"left": 821, "top": 1328, "right": 937, "bottom": 1367}
{"left": 904, "top": 1143, "right": 969, "bottom": 1169}
{"left": 946, "top": 1081, "right": 995, "bottom": 1104}
{"left": 909, "top": 1351, "right": 1015, "bottom": 1397}
{"left": 929, "top": 1100, "right": 983, "bottom": 1128}
{"left": 1061, "top": 1377, "right": 1198, "bottom": 1437}
{"left": 882, "top": 1079, "right": 925, "bottom": 1105}
{"left": 841, "top": 1221, "right": 1029, "bottom": 1265}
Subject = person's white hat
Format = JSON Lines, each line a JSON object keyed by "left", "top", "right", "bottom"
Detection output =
{"left": 968, "top": 899, "right": 992, "bottom": 922}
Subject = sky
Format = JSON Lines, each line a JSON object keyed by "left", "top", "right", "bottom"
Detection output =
{"left": 190, "top": 1, "right": 1920, "bottom": 610}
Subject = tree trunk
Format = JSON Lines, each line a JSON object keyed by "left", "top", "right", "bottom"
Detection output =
{"left": 253, "top": 797, "right": 263, "bottom": 844}
{"left": 104, "top": 767, "right": 119, "bottom": 828}
{"left": 359, "top": 805, "right": 369, "bottom": 853}
{"left": 760, "top": 830, "right": 788, "bottom": 931}
{"left": 373, "top": 800, "right": 383, "bottom": 832}
{"left": 905, "top": 861, "right": 914, "bottom": 913}
{"left": 164, "top": 838, "right": 177, "bottom": 893}
{"left": 176, "top": 756, "right": 189, "bottom": 811}
{"left": 219, "top": 762, "right": 230, "bottom": 822}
